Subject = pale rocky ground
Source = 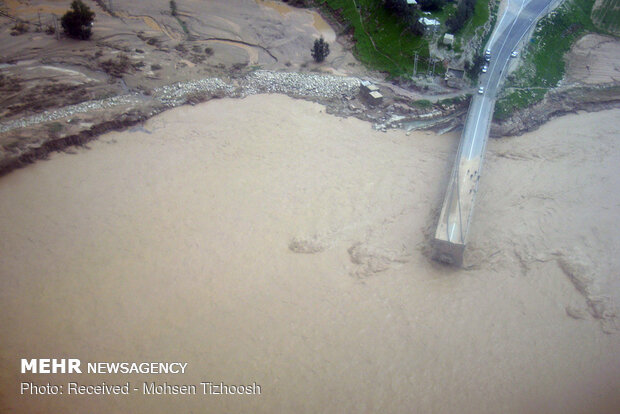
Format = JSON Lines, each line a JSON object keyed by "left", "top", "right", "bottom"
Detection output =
{"left": 0, "top": 95, "right": 619, "bottom": 413}
{"left": 565, "top": 33, "right": 620, "bottom": 85}
{"left": 0, "top": 0, "right": 360, "bottom": 109}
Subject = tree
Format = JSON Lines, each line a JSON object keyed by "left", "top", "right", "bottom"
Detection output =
{"left": 409, "top": 17, "right": 426, "bottom": 36}
{"left": 466, "top": 55, "right": 485, "bottom": 79}
{"left": 446, "top": 0, "right": 476, "bottom": 33}
{"left": 311, "top": 37, "right": 330, "bottom": 63}
{"left": 418, "top": 0, "right": 447, "bottom": 12}
{"left": 384, "top": 0, "right": 411, "bottom": 15}
{"left": 61, "top": 0, "right": 95, "bottom": 40}
{"left": 283, "top": 0, "right": 309, "bottom": 6}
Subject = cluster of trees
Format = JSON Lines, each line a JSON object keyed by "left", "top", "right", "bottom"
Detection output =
{"left": 382, "top": 0, "right": 450, "bottom": 36}
{"left": 384, "top": 0, "right": 446, "bottom": 14}
{"left": 465, "top": 54, "right": 485, "bottom": 78}
{"left": 383, "top": 0, "right": 423, "bottom": 36}
{"left": 446, "top": 0, "right": 476, "bottom": 33}
{"left": 383, "top": 0, "right": 416, "bottom": 15}
{"left": 384, "top": 0, "right": 479, "bottom": 35}
{"left": 417, "top": 0, "right": 447, "bottom": 12}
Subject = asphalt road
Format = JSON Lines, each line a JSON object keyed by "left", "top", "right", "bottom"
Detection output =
{"left": 434, "top": 0, "right": 557, "bottom": 265}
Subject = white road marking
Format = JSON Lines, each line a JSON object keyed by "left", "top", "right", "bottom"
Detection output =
{"left": 488, "top": 0, "right": 513, "bottom": 47}
{"left": 466, "top": 0, "right": 526, "bottom": 160}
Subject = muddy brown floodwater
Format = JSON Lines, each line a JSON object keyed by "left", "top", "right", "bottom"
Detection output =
{"left": 1, "top": 95, "right": 619, "bottom": 413}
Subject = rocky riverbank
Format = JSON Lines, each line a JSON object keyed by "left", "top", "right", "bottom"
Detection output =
{"left": 0, "top": 69, "right": 474, "bottom": 177}
{"left": 3, "top": 65, "right": 620, "bottom": 177}
{"left": 491, "top": 85, "right": 620, "bottom": 137}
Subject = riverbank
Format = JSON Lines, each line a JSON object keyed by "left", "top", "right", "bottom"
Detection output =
{"left": 2, "top": 1, "right": 620, "bottom": 177}
{"left": 0, "top": 68, "right": 474, "bottom": 177}
{"left": 3, "top": 63, "right": 619, "bottom": 178}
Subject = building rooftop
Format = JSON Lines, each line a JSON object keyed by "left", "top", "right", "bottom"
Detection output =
{"left": 419, "top": 17, "right": 441, "bottom": 26}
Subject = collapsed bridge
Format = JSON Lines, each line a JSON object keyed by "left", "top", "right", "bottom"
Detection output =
{"left": 432, "top": 0, "right": 557, "bottom": 266}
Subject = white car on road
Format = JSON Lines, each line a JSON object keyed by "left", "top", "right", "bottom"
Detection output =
{"left": 478, "top": 86, "right": 484, "bottom": 94}
{"left": 482, "top": 65, "right": 488, "bottom": 73}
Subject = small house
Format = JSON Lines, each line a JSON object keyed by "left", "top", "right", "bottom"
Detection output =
{"left": 418, "top": 17, "right": 441, "bottom": 34}
{"left": 443, "top": 33, "right": 455, "bottom": 46}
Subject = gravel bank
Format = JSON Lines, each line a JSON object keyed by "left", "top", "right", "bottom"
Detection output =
{"left": 0, "top": 70, "right": 362, "bottom": 135}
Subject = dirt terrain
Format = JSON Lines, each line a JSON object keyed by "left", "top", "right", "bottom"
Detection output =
{"left": 565, "top": 33, "right": 620, "bottom": 85}
{"left": 1, "top": 0, "right": 620, "bottom": 170}
{"left": 1, "top": 0, "right": 471, "bottom": 175}
{"left": 0, "top": 0, "right": 360, "bottom": 116}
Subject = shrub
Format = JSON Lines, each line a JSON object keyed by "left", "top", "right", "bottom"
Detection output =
{"left": 446, "top": 0, "right": 476, "bottom": 33}
{"left": 417, "top": 0, "right": 447, "bottom": 12}
{"left": 311, "top": 37, "right": 330, "bottom": 63}
{"left": 283, "top": 0, "right": 309, "bottom": 6}
{"left": 465, "top": 55, "right": 485, "bottom": 79}
{"left": 383, "top": 0, "right": 412, "bottom": 15}
{"left": 409, "top": 17, "right": 425, "bottom": 36}
{"left": 100, "top": 53, "right": 133, "bottom": 77}
{"left": 10, "top": 22, "right": 29, "bottom": 36}
{"left": 61, "top": 0, "right": 95, "bottom": 40}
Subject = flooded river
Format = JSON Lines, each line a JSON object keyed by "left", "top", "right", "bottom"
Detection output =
{"left": 1, "top": 95, "right": 619, "bottom": 413}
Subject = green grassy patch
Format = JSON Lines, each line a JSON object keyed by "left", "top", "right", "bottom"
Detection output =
{"left": 315, "top": 0, "right": 431, "bottom": 76}
{"left": 437, "top": 95, "right": 469, "bottom": 106}
{"left": 452, "top": 0, "right": 492, "bottom": 53}
{"left": 494, "top": 88, "right": 546, "bottom": 120}
{"left": 429, "top": 3, "right": 457, "bottom": 25}
{"left": 314, "top": 0, "right": 497, "bottom": 78}
{"left": 494, "top": 0, "right": 602, "bottom": 120}
{"left": 410, "top": 98, "right": 433, "bottom": 108}
{"left": 591, "top": 0, "right": 620, "bottom": 33}
{"left": 463, "top": 0, "right": 490, "bottom": 37}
